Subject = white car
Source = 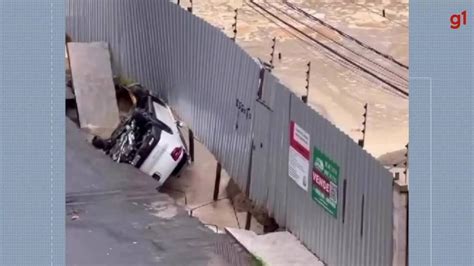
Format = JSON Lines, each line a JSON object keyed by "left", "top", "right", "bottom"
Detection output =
{"left": 93, "top": 84, "right": 189, "bottom": 187}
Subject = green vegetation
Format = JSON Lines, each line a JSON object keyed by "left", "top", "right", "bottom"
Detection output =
{"left": 251, "top": 256, "right": 266, "bottom": 266}
{"left": 117, "top": 76, "right": 135, "bottom": 86}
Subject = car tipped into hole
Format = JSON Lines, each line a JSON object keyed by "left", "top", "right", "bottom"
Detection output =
{"left": 93, "top": 83, "right": 190, "bottom": 187}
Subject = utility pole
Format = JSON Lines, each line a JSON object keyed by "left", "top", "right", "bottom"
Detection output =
{"left": 301, "top": 61, "right": 311, "bottom": 104}
{"left": 403, "top": 142, "right": 409, "bottom": 266}
{"left": 403, "top": 143, "right": 409, "bottom": 178}
{"left": 269, "top": 37, "right": 276, "bottom": 71}
{"left": 231, "top": 9, "right": 238, "bottom": 42}
{"left": 358, "top": 103, "right": 368, "bottom": 148}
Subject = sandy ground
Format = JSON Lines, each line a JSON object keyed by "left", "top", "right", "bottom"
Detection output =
{"left": 186, "top": 0, "right": 408, "bottom": 159}
{"left": 163, "top": 129, "right": 265, "bottom": 234}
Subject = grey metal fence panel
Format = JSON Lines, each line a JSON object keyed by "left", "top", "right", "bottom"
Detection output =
{"left": 67, "top": 1, "right": 393, "bottom": 265}
{"left": 249, "top": 70, "right": 278, "bottom": 207}
{"left": 279, "top": 93, "right": 393, "bottom": 266}
{"left": 244, "top": 73, "right": 394, "bottom": 265}
{"left": 248, "top": 75, "right": 290, "bottom": 226}
{"left": 67, "top": 0, "right": 259, "bottom": 189}
{"left": 260, "top": 70, "right": 278, "bottom": 109}
{"left": 263, "top": 82, "right": 291, "bottom": 227}
{"left": 249, "top": 102, "right": 271, "bottom": 206}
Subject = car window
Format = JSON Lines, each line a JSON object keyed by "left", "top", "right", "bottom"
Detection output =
{"left": 152, "top": 101, "right": 176, "bottom": 134}
{"left": 150, "top": 95, "right": 167, "bottom": 107}
{"left": 147, "top": 114, "right": 173, "bottom": 135}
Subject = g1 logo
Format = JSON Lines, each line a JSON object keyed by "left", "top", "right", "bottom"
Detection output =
{"left": 451, "top": 10, "right": 467, "bottom": 30}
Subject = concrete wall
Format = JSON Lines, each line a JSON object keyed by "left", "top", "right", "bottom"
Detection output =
{"left": 393, "top": 189, "right": 408, "bottom": 266}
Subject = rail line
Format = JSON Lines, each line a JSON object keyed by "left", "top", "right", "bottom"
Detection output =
{"left": 267, "top": 1, "right": 408, "bottom": 86}
{"left": 246, "top": 0, "right": 409, "bottom": 97}
{"left": 351, "top": 2, "right": 409, "bottom": 29}
{"left": 283, "top": 0, "right": 409, "bottom": 69}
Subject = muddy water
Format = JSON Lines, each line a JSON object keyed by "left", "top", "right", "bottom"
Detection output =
{"left": 190, "top": 0, "right": 408, "bottom": 158}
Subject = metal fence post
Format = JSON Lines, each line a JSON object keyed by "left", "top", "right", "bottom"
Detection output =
{"left": 301, "top": 61, "right": 311, "bottom": 103}
{"left": 358, "top": 103, "right": 368, "bottom": 148}
{"left": 257, "top": 68, "right": 265, "bottom": 100}
{"left": 403, "top": 143, "right": 409, "bottom": 179}
{"left": 187, "top": 0, "right": 193, "bottom": 13}
{"left": 244, "top": 139, "right": 255, "bottom": 230}
{"left": 188, "top": 128, "right": 195, "bottom": 162}
{"left": 213, "top": 162, "right": 222, "bottom": 201}
{"left": 269, "top": 37, "right": 276, "bottom": 71}
{"left": 406, "top": 192, "right": 409, "bottom": 266}
{"left": 231, "top": 9, "right": 238, "bottom": 42}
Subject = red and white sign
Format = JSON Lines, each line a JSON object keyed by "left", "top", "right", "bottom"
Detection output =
{"left": 288, "top": 121, "right": 310, "bottom": 191}
{"left": 312, "top": 170, "right": 330, "bottom": 196}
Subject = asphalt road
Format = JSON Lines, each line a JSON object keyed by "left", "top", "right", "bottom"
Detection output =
{"left": 66, "top": 119, "right": 251, "bottom": 266}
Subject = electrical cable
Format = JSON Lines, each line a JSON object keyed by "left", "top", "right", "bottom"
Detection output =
{"left": 245, "top": 0, "right": 409, "bottom": 97}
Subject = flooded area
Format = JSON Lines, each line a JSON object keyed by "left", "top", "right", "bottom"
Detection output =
{"left": 190, "top": 0, "right": 409, "bottom": 158}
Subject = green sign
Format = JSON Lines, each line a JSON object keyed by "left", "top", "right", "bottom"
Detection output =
{"left": 311, "top": 148, "right": 340, "bottom": 218}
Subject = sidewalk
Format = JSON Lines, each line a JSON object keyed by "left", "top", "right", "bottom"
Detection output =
{"left": 226, "top": 228, "right": 324, "bottom": 266}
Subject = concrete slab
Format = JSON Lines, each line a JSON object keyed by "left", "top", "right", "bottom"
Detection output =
{"left": 68, "top": 42, "right": 120, "bottom": 139}
{"left": 226, "top": 228, "right": 324, "bottom": 266}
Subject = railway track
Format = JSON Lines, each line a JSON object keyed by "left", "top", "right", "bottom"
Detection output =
{"left": 283, "top": 0, "right": 409, "bottom": 69}
{"left": 246, "top": 0, "right": 409, "bottom": 98}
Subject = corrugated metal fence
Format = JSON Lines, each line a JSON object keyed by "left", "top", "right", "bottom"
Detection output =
{"left": 66, "top": 0, "right": 393, "bottom": 265}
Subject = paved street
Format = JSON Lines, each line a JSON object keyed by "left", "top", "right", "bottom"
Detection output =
{"left": 66, "top": 119, "right": 252, "bottom": 266}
